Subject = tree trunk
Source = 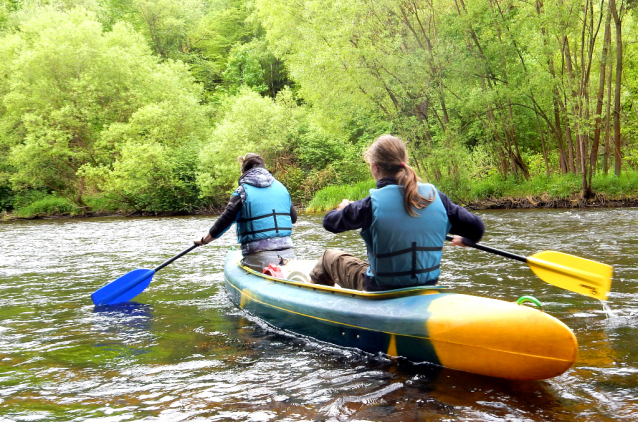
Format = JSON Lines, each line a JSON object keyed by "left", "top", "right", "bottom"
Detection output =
{"left": 536, "top": 0, "right": 568, "bottom": 174}
{"left": 575, "top": 0, "right": 603, "bottom": 199}
{"left": 561, "top": 37, "right": 578, "bottom": 173}
{"left": 559, "top": 93, "right": 577, "bottom": 174}
{"left": 506, "top": 99, "right": 530, "bottom": 178}
{"left": 590, "top": 9, "right": 612, "bottom": 183}
{"left": 553, "top": 94, "right": 568, "bottom": 174}
{"left": 610, "top": 0, "right": 623, "bottom": 176}
{"left": 535, "top": 111, "right": 550, "bottom": 176}
{"left": 603, "top": 52, "right": 614, "bottom": 174}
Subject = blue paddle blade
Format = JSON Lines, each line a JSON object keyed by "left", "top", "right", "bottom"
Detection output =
{"left": 91, "top": 269, "right": 156, "bottom": 306}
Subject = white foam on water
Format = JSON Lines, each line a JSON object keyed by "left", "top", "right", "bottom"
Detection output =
{"left": 600, "top": 300, "right": 618, "bottom": 320}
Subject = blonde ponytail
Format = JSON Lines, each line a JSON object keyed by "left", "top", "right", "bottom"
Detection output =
{"left": 365, "top": 135, "right": 433, "bottom": 217}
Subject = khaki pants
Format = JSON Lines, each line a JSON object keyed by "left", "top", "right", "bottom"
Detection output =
{"left": 309, "top": 249, "right": 368, "bottom": 291}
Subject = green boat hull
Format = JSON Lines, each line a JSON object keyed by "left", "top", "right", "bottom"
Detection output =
{"left": 223, "top": 250, "right": 578, "bottom": 380}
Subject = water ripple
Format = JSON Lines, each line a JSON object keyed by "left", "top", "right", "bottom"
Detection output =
{"left": 1, "top": 210, "right": 638, "bottom": 420}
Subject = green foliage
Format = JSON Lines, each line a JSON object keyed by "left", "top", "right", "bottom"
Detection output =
{"left": 187, "top": 0, "right": 293, "bottom": 99}
{"left": 133, "top": 0, "right": 205, "bottom": 59}
{"left": 83, "top": 195, "right": 123, "bottom": 213}
{"left": 276, "top": 165, "right": 305, "bottom": 201}
{"left": 0, "top": 185, "right": 13, "bottom": 211}
{"left": 7, "top": 190, "right": 128, "bottom": 216}
{"left": 14, "top": 195, "right": 74, "bottom": 217}
{"left": 256, "top": 0, "right": 638, "bottom": 195}
{"left": 306, "top": 179, "right": 375, "bottom": 212}
{"left": 309, "top": 167, "right": 638, "bottom": 210}
{"left": 11, "top": 189, "right": 51, "bottom": 209}
{"left": 592, "top": 172, "right": 638, "bottom": 197}
{"left": 189, "top": 0, "right": 252, "bottom": 74}
{"left": 222, "top": 39, "right": 270, "bottom": 94}
{"left": 296, "top": 132, "right": 344, "bottom": 170}
{"left": 0, "top": 5, "right": 210, "bottom": 212}
{"left": 438, "top": 172, "right": 591, "bottom": 204}
{"left": 197, "top": 87, "right": 304, "bottom": 200}
{"left": 82, "top": 142, "right": 202, "bottom": 212}
{"left": 625, "top": 143, "right": 638, "bottom": 170}
{"left": 223, "top": 45, "right": 266, "bottom": 93}
{"left": 0, "top": 1, "right": 12, "bottom": 29}
{"left": 2, "top": 0, "right": 638, "bottom": 217}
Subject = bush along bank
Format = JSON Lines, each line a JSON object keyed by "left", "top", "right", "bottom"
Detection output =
{"left": 3, "top": 171, "right": 638, "bottom": 220}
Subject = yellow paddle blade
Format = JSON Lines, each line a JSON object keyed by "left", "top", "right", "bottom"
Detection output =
{"left": 527, "top": 251, "right": 613, "bottom": 300}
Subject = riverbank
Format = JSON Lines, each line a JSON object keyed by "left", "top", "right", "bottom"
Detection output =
{"left": 462, "top": 193, "right": 638, "bottom": 210}
{"left": 1, "top": 208, "right": 224, "bottom": 221}
{"left": 3, "top": 172, "right": 638, "bottom": 220}
{"left": 3, "top": 193, "right": 638, "bottom": 221}
{"left": 306, "top": 172, "right": 638, "bottom": 212}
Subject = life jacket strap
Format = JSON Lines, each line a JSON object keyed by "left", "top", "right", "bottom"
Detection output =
{"left": 369, "top": 245, "right": 442, "bottom": 259}
{"left": 370, "top": 241, "right": 442, "bottom": 279}
{"left": 237, "top": 211, "right": 291, "bottom": 222}
{"left": 370, "top": 265, "right": 441, "bottom": 278}
{"left": 238, "top": 209, "right": 292, "bottom": 236}
{"left": 239, "top": 227, "right": 293, "bottom": 236}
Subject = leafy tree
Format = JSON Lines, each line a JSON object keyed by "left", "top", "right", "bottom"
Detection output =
{"left": 133, "top": 0, "right": 205, "bottom": 59}
{"left": 0, "top": 6, "right": 210, "bottom": 209}
{"left": 82, "top": 142, "right": 202, "bottom": 212}
{"left": 197, "top": 87, "right": 302, "bottom": 199}
{"left": 257, "top": 0, "right": 638, "bottom": 198}
{"left": 188, "top": 0, "right": 291, "bottom": 99}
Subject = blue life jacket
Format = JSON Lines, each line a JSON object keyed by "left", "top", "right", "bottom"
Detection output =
{"left": 360, "top": 183, "right": 451, "bottom": 288}
{"left": 236, "top": 179, "right": 293, "bottom": 244}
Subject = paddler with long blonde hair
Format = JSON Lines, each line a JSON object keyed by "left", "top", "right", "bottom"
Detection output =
{"left": 309, "top": 135, "right": 485, "bottom": 291}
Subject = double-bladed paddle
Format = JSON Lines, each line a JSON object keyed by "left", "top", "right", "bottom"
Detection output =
{"left": 91, "top": 244, "right": 199, "bottom": 306}
{"left": 446, "top": 235, "right": 612, "bottom": 300}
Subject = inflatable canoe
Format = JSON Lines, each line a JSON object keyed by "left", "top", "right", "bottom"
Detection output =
{"left": 223, "top": 250, "right": 577, "bottom": 380}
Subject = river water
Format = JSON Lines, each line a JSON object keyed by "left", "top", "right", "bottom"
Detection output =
{"left": 1, "top": 209, "right": 637, "bottom": 421}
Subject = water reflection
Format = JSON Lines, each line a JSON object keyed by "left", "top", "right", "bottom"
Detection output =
{"left": 1, "top": 210, "right": 638, "bottom": 420}
{"left": 92, "top": 301, "right": 155, "bottom": 356}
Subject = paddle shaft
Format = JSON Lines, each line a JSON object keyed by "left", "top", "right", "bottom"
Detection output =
{"left": 445, "top": 235, "right": 608, "bottom": 289}
{"left": 445, "top": 235, "right": 527, "bottom": 263}
{"left": 154, "top": 244, "right": 199, "bottom": 272}
{"left": 93, "top": 244, "right": 200, "bottom": 305}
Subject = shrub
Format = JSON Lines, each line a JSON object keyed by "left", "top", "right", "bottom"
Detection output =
{"left": 14, "top": 195, "right": 74, "bottom": 217}
{"left": 0, "top": 185, "right": 14, "bottom": 211}
{"left": 306, "top": 179, "right": 375, "bottom": 212}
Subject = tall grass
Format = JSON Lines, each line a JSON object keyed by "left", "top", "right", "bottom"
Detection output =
{"left": 310, "top": 171, "right": 638, "bottom": 211}
{"left": 438, "top": 171, "right": 638, "bottom": 204}
{"left": 306, "top": 180, "right": 376, "bottom": 212}
{"left": 591, "top": 171, "right": 638, "bottom": 196}
{"left": 14, "top": 196, "right": 75, "bottom": 217}
{"left": 84, "top": 196, "right": 126, "bottom": 213}
{"left": 12, "top": 194, "right": 125, "bottom": 218}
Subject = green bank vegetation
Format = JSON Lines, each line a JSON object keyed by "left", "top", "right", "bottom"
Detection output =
{"left": 1, "top": 0, "right": 638, "bottom": 218}
{"left": 308, "top": 171, "right": 638, "bottom": 213}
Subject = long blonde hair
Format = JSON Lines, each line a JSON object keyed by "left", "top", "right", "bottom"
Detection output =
{"left": 364, "top": 135, "right": 433, "bottom": 217}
